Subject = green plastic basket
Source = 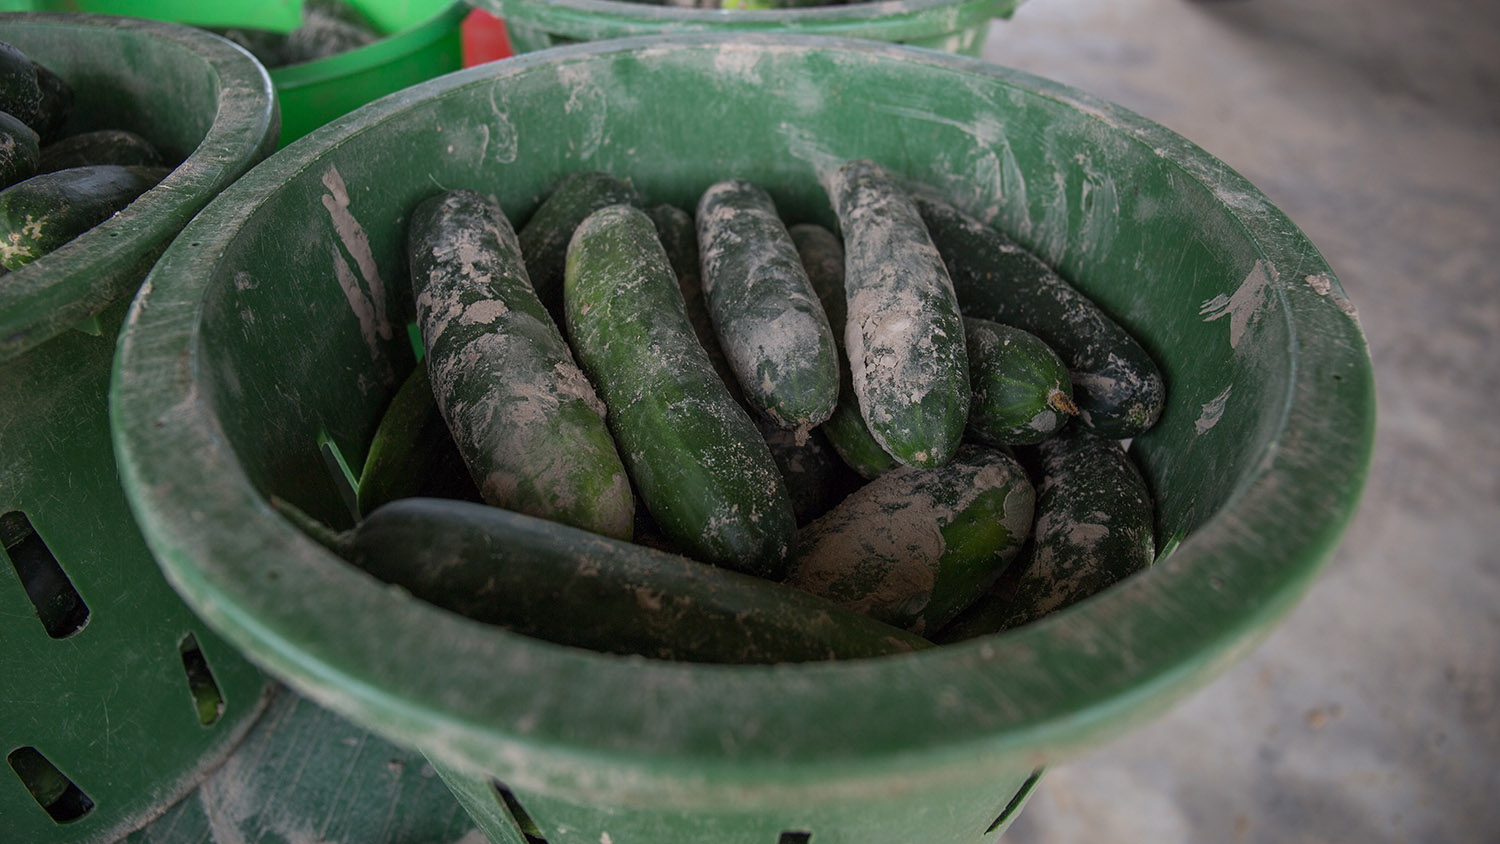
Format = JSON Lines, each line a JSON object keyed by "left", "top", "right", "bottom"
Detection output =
{"left": 482, "top": 0, "right": 1023, "bottom": 56}
{"left": 0, "top": 12, "right": 279, "bottom": 843}
{"left": 109, "top": 35, "right": 1375, "bottom": 844}
{"left": 16, "top": 0, "right": 468, "bottom": 145}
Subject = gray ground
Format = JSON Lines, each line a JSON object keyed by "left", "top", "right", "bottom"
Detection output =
{"left": 983, "top": 1, "right": 1500, "bottom": 842}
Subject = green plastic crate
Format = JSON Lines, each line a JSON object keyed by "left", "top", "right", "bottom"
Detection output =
{"left": 109, "top": 35, "right": 1374, "bottom": 844}
{"left": 0, "top": 12, "right": 279, "bottom": 843}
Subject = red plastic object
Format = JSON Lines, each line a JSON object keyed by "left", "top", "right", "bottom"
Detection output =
{"left": 462, "top": 9, "right": 512, "bottom": 66}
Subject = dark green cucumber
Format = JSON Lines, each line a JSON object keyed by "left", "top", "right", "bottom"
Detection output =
{"left": 519, "top": 170, "right": 639, "bottom": 319}
{"left": 355, "top": 359, "right": 480, "bottom": 515}
{"left": 791, "top": 222, "right": 898, "bottom": 480}
{"left": 1, "top": 111, "right": 39, "bottom": 192}
{"left": 30, "top": 61, "right": 72, "bottom": 144}
{"left": 335, "top": 497, "right": 930, "bottom": 664}
{"left": 564, "top": 203, "right": 795, "bottom": 579}
{"left": 408, "top": 189, "right": 633, "bottom": 540}
{"left": 915, "top": 193, "right": 1166, "bottom": 438}
{"left": 647, "top": 202, "right": 742, "bottom": 400}
{"left": 1, "top": 41, "right": 42, "bottom": 131}
{"left": 936, "top": 428, "right": 1155, "bottom": 641}
{"left": 0, "top": 164, "right": 168, "bottom": 270}
{"left": 825, "top": 159, "right": 969, "bottom": 468}
{"left": 697, "top": 179, "right": 839, "bottom": 428}
{"left": 755, "top": 413, "right": 848, "bottom": 527}
{"left": 39, "top": 129, "right": 163, "bottom": 173}
{"left": 964, "top": 315, "right": 1077, "bottom": 446}
{"left": 787, "top": 443, "right": 1035, "bottom": 635}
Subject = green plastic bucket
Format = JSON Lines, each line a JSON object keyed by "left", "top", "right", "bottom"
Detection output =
{"left": 109, "top": 35, "right": 1375, "bottom": 844}
{"left": 0, "top": 13, "right": 279, "bottom": 843}
{"left": 19, "top": 0, "right": 468, "bottom": 145}
{"left": 481, "top": 0, "right": 1022, "bottom": 56}
{"left": 264, "top": 0, "right": 468, "bottom": 144}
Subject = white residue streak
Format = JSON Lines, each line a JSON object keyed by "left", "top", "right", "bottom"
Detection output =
{"left": 1196, "top": 385, "right": 1232, "bottom": 434}
{"left": 712, "top": 44, "right": 764, "bottom": 82}
{"left": 459, "top": 299, "right": 508, "bottom": 326}
{"left": 781, "top": 123, "right": 845, "bottom": 182}
{"left": 1306, "top": 272, "right": 1359, "bottom": 319}
{"left": 322, "top": 166, "right": 392, "bottom": 357}
{"left": 557, "top": 64, "right": 606, "bottom": 159}
{"left": 1200, "top": 259, "right": 1278, "bottom": 349}
{"left": 487, "top": 81, "right": 519, "bottom": 164}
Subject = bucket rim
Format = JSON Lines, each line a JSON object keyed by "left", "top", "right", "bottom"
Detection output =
{"left": 0, "top": 11, "right": 278, "bottom": 361}
{"left": 110, "top": 32, "right": 1375, "bottom": 805}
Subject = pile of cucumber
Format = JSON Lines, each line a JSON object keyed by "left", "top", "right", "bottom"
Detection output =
{"left": 1, "top": 39, "right": 171, "bottom": 274}
{"left": 308, "top": 160, "right": 1163, "bottom": 664}
{"left": 211, "top": 0, "right": 382, "bottom": 70}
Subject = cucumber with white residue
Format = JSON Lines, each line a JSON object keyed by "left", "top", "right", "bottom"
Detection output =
{"left": 825, "top": 159, "right": 969, "bottom": 468}
{"left": 408, "top": 189, "right": 633, "bottom": 540}
{"left": 0, "top": 164, "right": 168, "bottom": 270}
{"left": 647, "top": 202, "right": 742, "bottom": 401}
{"left": 697, "top": 179, "right": 839, "bottom": 428}
{"left": 915, "top": 193, "right": 1165, "bottom": 438}
{"left": 964, "top": 315, "right": 1077, "bottom": 446}
{"left": 786, "top": 444, "right": 1034, "bottom": 635}
{"left": 755, "top": 412, "right": 848, "bottom": 526}
{"left": 519, "top": 171, "right": 638, "bottom": 318}
{"left": 936, "top": 428, "right": 1155, "bottom": 641}
{"left": 790, "top": 222, "right": 897, "bottom": 480}
{"left": 564, "top": 203, "right": 795, "bottom": 579}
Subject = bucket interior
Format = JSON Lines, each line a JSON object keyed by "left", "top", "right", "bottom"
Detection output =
{"left": 112, "top": 34, "right": 1373, "bottom": 834}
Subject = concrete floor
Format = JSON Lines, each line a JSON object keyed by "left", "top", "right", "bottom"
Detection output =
{"left": 981, "top": 1, "right": 1500, "bottom": 842}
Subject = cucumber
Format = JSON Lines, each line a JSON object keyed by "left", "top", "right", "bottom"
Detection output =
{"left": 0, "top": 164, "right": 169, "bottom": 270}
{"left": 915, "top": 194, "right": 1166, "bottom": 438}
{"left": 646, "top": 202, "right": 742, "bottom": 399}
{"left": 1, "top": 111, "right": 39, "bottom": 192}
{"left": 786, "top": 443, "right": 1034, "bottom": 635}
{"left": 964, "top": 315, "right": 1077, "bottom": 446}
{"left": 755, "top": 413, "right": 848, "bottom": 526}
{"left": 825, "top": 159, "right": 969, "bottom": 468}
{"left": 790, "top": 222, "right": 898, "bottom": 480}
{"left": 39, "top": 129, "right": 163, "bottom": 174}
{"left": 331, "top": 497, "right": 931, "bottom": 664}
{"left": 519, "top": 171, "right": 639, "bottom": 319}
{"left": 564, "top": 203, "right": 795, "bottom": 579}
{"left": 936, "top": 428, "right": 1156, "bottom": 641}
{"left": 1, "top": 41, "right": 41, "bottom": 131}
{"left": 408, "top": 189, "right": 633, "bottom": 540}
{"left": 355, "top": 359, "right": 481, "bottom": 516}
{"left": 30, "top": 61, "right": 73, "bottom": 144}
{"left": 696, "top": 179, "right": 839, "bottom": 428}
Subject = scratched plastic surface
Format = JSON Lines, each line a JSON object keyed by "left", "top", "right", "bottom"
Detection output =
{"left": 109, "top": 36, "right": 1374, "bottom": 844}
{"left": 122, "top": 688, "right": 480, "bottom": 844}
{"left": 0, "top": 14, "right": 278, "bottom": 844}
{"left": 481, "top": 0, "right": 1021, "bottom": 56}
